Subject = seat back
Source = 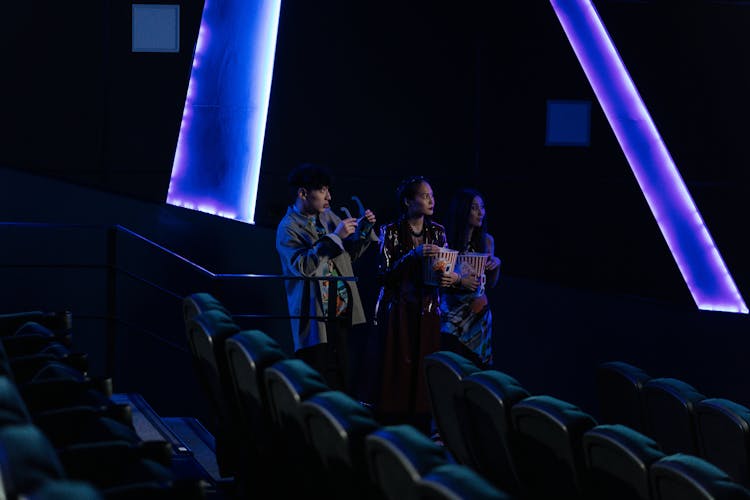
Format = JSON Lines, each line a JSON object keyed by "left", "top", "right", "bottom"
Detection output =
{"left": 415, "top": 463, "right": 512, "bottom": 500}
{"left": 0, "top": 311, "right": 71, "bottom": 337}
{"left": 583, "top": 424, "right": 665, "bottom": 500}
{"left": 0, "top": 424, "right": 65, "bottom": 498}
{"left": 184, "top": 309, "right": 240, "bottom": 476}
{"left": 263, "top": 359, "right": 329, "bottom": 494}
{"left": 301, "top": 390, "right": 380, "bottom": 499}
{"left": 0, "top": 343, "right": 12, "bottom": 380}
{"left": 225, "top": 329, "right": 287, "bottom": 427}
{"left": 224, "top": 330, "right": 287, "bottom": 491}
{"left": 423, "top": 351, "right": 480, "bottom": 465}
{"left": 695, "top": 398, "right": 750, "bottom": 487}
{"left": 365, "top": 424, "right": 449, "bottom": 500}
{"left": 27, "top": 480, "right": 103, "bottom": 499}
{"left": 597, "top": 361, "right": 651, "bottom": 431}
{"left": 182, "top": 293, "right": 231, "bottom": 325}
{"left": 0, "top": 375, "right": 31, "bottom": 425}
{"left": 460, "top": 369, "right": 529, "bottom": 494}
{"left": 651, "top": 453, "right": 750, "bottom": 500}
{"left": 643, "top": 378, "right": 705, "bottom": 455}
{"left": 264, "top": 359, "right": 330, "bottom": 434}
{"left": 511, "top": 395, "right": 597, "bottom": 499}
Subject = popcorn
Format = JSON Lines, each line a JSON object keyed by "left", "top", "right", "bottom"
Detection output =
{"left": 432, "top": 259, "right": 448, "bottom": 272}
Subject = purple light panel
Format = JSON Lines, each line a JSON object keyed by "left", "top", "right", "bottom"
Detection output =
{"left": 550, "top": 0, "right": 747, "bottom": 313}
{"left": 167, "top": 0, "right": 281, "bottom": 224}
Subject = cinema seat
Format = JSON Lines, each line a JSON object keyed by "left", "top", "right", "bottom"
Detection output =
{"left": 96, "top": 479, "right": 205, "bottom": 500}
{"left": 0, "top": 375, "right": 32, "bottom": 425}
{"left": 460, "top": 369, "right": 529, "bottom": 495}
{"left": 511, "top": 395, "right": 596, "bottom": 499}
{"left": 423, "top": 351, "right": 481, "bottom": 465}
{"left": 58, "top": 440, "right": 173, "bottom": 490}
{"left": 597, "top": 361, "right": 651, "bottom": 431}
{"left": 365, "top": 424, "right": 450, "bottom": 500}
{"left": 224, "top": 329, "right": 287, "bottom": 494}
{"left": 0, "top": 310, "right": 71, "bottom": 337}
{"left": 182, "top": 293, "right": 231, "bottom": 324}
{"left": 33, "top": 408, "right": 140, "bottom": 448}
{"left": 0, "top": 423, "right": 200, "bottom": 499}
{"left": 651, "top": 453, "right": 750, "bottom": 500}
{"left": 0, "top": 325, "right": 90, "bottom": 385}
{"left": 184, "top": 309, "right": 241, "bottom": 477}
{"left": 695, "top": 398, "right": 750, "bottom": 487}
{"left": 264, "top": 359, "right": 330, "bottom": 494}
{"left": 643, "top": 378, "right": 705, "bottom": 455}
{"left": 583, "top": 424, "right": 665, "bottom": 500}
{"left": 0, "top": 424, "right": 66, "bottom": 498}
{"left": 301, "top": 390, "right": 380, "bottom": 499}
{"left": 416, "top": 463, "right": 512, "bottom": 500}
{"left": 26, "top": 480, "right": 102, "bottom": 499}
{"left": 2, "top": 321, "right": 72, "bottom": 358}
{"left": 20, "top": 377, "right": 117, "bottom": 414}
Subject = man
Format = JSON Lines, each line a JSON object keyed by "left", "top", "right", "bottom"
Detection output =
{"left": 276, "top": 163, "right": 377, "bottom": 392}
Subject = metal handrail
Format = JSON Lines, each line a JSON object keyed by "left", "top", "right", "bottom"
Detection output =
{"left": 0, "top": 221, "right": 355, "bottom": 321}
{"left": 114, "top": 224, "right": 355, "bottom": 282}
{"left": 0, "top": 221, "right": 361, "bottom": 375}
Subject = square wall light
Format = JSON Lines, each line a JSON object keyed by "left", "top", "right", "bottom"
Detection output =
{"left": 132, "top": 4, "right": 180, "bottom": 53}
{"left": 546, "top": 99, "right": 592, "bottom": 146}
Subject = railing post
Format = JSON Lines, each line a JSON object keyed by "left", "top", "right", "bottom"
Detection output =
{"left": 106, "top": 226, "right": 118, "bottom": 379}
{"left": 327, "top": 279, "right": 336, "bottom": 322}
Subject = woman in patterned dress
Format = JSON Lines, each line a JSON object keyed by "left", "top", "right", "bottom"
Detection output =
{"left": 440, "top": 188, "right": 500, "bottom": 368}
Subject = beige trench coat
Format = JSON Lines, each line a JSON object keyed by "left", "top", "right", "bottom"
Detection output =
{"left": 276, "top": 206, "right": 377, "bottom": 351}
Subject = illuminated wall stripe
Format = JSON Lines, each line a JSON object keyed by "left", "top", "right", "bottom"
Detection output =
{"left": 167, "top": 0, "right": 282, "bottom": 224}
{"left": 550, "top": 0, "right": 747, "bottom": 313}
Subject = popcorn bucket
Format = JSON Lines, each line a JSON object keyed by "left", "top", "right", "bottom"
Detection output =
{"left": 457, "top": 253, "right": 489, "bottom": 295}
{"left": 423, "top": 249, "right": 458, "bottom": 286}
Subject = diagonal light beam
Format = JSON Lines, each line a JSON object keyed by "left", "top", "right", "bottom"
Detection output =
{"left": 167, "top": 0, "right": 281, "bottom": 224}
{"left": 550, "top": 0, "right": 747, "bottom": 313}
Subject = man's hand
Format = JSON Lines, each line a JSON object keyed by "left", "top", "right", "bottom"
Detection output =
{"left": 334, "top": 217, "right": 358, "bottom": 239}
{"left": 362, "top": 209, "right": 376, "bottom": 224}
{"left": 356, "top": 209, "right": 377, "bottom": 236}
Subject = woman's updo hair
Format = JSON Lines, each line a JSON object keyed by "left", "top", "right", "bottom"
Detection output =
{"left": 396, "top": 175, "right": 429, "bottom": 213}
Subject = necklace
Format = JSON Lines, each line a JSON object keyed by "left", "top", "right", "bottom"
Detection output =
{"left": 407, "top": 220, "right": 424, "bottom": 238}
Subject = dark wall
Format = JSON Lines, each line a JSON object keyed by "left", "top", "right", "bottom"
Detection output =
{"left": 0, "top": 166, "right": 289, "bottom": 425}
{"left": 490, "top": 276, "right": 750, "bottom": 418}
{"left": 266, "top": 0, "right": 750, "bottom": 308}
{"left": 257, "top": 0, "right": 750, "bottom": 310}
{"left": 3, "top": 0, "right": 750, "bottom": 422}
{"left": 3, "top": 166, "right": 750, "bottom": 425}
{"left": 4, "top": 1, "right": 749, "bottom": 308}
{"left": 2, "top": 1, "right": 203, "bottom": 200}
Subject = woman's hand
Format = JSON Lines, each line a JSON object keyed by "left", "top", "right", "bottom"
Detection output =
{"left": 439, "top": 271, "right": 460, "bottom": 287}
{"left": 459, "top": 274, "right": 480, "bottom": 291}
{"left": 414, "top": 243, "right": 439, "bottom": 257}
{"left": 486, "top": 255, "right": 501, "bottom": 271}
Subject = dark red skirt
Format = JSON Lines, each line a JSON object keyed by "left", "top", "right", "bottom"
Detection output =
{"left": 377, "top": 297, "right": 441, "bottom": 428}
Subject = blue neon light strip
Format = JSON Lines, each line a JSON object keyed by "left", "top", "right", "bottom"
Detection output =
{"left": 550, "top": 0, "right": 747, "bottom": 313}
{"left": 167, "top": 0, "right": 282, "bottom": 224}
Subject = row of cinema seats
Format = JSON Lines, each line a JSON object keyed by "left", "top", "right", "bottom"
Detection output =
{"left": 422, "top": 351, "right": 750, "bottom": 500}
{"left": 182, "top": 292, "right": 510, "bottom": 499}
{"left": 0, "top": 310, "right": 205, "bottom": 499}
{"left": 599, "top": 360, "right": 750, "bottom": 489}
